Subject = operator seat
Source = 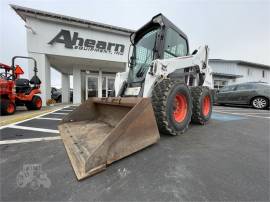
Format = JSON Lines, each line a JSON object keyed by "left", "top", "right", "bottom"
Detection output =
{"left": 15, "top": 75, "right": 41, "bottom": 94}
{"left": 15, "top": 78, "right": 31, "bottom": 94}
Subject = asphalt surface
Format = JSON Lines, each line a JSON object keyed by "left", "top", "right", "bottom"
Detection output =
{"left": 0, "top": 105, "right": 269, "bottom": 201}
{"left": 0, "top": 104, "right": 69, "bottom": 126}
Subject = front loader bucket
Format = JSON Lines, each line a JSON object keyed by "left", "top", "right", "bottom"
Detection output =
{"left": 58, "top": 97, "right": 160, "bottom": 180}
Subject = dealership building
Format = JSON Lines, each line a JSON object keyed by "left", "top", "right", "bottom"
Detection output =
{"left": 210, "top": 59, "right": 270, "bottom": 89}
{"left": 11, "top": 5, "right": 270, "bottom": 105}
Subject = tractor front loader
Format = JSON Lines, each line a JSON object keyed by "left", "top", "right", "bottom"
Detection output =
{"left": 59, "top": 14, "right": 213, "bottom": 180}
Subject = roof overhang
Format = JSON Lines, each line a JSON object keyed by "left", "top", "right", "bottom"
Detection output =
{"left": 212, "top": 72, "right": 243, "bottom": 79}
{"left": 210, "top": 59, "right": 270, "bottom": 70}
{"left": 10, "top": 4, "right": 135, "bottom": 36}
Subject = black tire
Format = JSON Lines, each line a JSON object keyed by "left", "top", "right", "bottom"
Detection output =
{"left": 191, "top": 86, "right": 213, "bottom": 124}
{"left": 57, "top": 95, "right": 62, "bottom": 103}
{"left": 251, "top": 97, "right": 269, "bottom": 109}
{"left": 0, "top": 99, "right": 16, "bottom": 115}
{"left": 151, "top": 79, "right": 192, "bottom": 135}
{"left": 26, "top": 96, "right": 42, "bottom": 110}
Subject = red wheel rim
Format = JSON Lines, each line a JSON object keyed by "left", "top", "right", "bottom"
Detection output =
{"left": 7, "top": 102, "right": 15, "bottom": 114}
{"left": 202, "top": 95, "right": 211, "bottom": 116}
{"left": 173, "top": 93, "right": 188, "bottom": 123}
{"left": 36, "top": 98, "right": 42, "bottom": 108}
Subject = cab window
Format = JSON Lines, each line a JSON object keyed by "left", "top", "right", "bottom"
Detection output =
{"left": 164, "top": 28, "right": 188, "bottom": 59}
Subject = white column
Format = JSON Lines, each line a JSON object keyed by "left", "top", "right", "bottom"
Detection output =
{"left": 125, "top": 62, "right": 129, "bottom": 72}
{"left": 61, "top": 73, "right": 70, "bottom": 103}
{"left": 28, "top": 53, "right": 51, "bottom": 106}
{"left": 73, "top": 67, "right": 81, "bottom": 104}
{"left": 98, "top": 70, "right": 102, "bottom": 98}
{"left": 81, "top": 72, "right": 86, "bottom": 102}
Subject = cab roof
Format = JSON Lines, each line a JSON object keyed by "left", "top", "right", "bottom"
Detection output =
{"left": 132, "top": 13, "right": 188, "bottom": 43}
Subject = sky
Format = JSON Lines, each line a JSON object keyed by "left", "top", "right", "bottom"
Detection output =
{"left": 0, "top": 0, "right": 270, "bottom": 88}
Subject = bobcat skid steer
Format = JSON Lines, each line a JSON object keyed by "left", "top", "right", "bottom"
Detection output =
{"left": 59, "top": 13, "right": 213, "bottom": 180}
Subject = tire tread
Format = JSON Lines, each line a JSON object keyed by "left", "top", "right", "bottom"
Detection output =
{"left": 151, "top": 78, "right": 191, "bottom": 135}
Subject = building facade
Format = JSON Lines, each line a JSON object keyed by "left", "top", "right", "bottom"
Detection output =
{"left": 11, "top": 5, "right": 270, "bottom": 105}
{"left": 12, "top": 4, "right": 133, "bottom": 105}
{"left": 210, "top": 59, "right": 270, "bottom": 89}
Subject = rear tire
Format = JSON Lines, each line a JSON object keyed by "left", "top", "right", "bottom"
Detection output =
{"left": 0, "top": 99, "right": 16, "bottom": 115}
{"left": 191, "top": 86, "right": 213, "bottom": 124}
{"left": 152, "top": 79, "right": 192, "bottom": 135}
{"left": 251, "top": 97, "right": 269, "bottom": 109}
{"left": 26, "top": 96, "right": 42, "bottom": 110}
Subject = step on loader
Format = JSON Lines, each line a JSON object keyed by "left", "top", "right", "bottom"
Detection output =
{"left": 59, "top": 13, "right": 214, "bottom": 180}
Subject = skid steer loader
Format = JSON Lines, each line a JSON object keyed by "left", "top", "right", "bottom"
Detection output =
{"left": 59, "top": 14, "right": 213, "bottom": 180}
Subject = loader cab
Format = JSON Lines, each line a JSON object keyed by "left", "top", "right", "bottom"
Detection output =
{"left": 128, "top": 14, "right": 189, "bottom": 86}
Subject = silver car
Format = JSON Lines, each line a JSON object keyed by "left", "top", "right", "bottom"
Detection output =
{"left": 216, "top": 82, "right": 270, "bottom": 109}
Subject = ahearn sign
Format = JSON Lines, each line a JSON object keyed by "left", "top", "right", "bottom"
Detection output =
{"left": 48, "top": 29, "right": 125, "bottom": 55}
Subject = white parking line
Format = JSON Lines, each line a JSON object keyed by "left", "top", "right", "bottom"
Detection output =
{"left": 214, "top": 110, "right": 270, "bottom": 119}
{"left": 0, "top": 106, "right": 70, "bottom": 130}
{"left": 244, "top": 112, "right": 270, "bottom": 115}
{"left": 51, "top": 112, "right": 68, "bottom": 115}
{"left": 215, "top": 110, "right": 269, "bottom": 114}
{"left": 0, "top": 136, "right": 61, "bottom": 145}
{"left": 8, "top": 125, "right": 59, "bottom": 133}
{"left": 36, "top": 117, "right": 62, "bottom": 121}
{"left": 214, "top": 109, "right": 263, "bottom": 112}
{"left": 58, "top": 109, "right": 73, "bottom": 112}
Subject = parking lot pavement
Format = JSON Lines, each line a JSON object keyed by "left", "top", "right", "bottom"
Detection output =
{"left": 0, "top": 106, "right": 76, "bottom": 145}
{"left": 213, "top": 105, "right": 270, "bottom": 119}
{"left": 0, "top": 106, "right": 269, "bottom": 201}
{"left": 0, "top": 104, "right": 73, "bottom": 127}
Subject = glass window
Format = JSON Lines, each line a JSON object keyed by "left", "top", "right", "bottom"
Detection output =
{"left": 164, "top": 28, "right": 188, "bottom": 59}
{"left": 102, "top": 76, "right": 106, "bottom": 97}
{"left": 228, "top": 85, "right": 236, "bottom": 91}
{"left": 134, "top": 29, "right": 159, "bottom": 66}
{"left": 107, "top": 78, "right": 115, "bottom": 96}
{"left": 128, "top": 28, "right": 160, "bottom": 83}
{"left": 219, "top": 86, "right": 229, "bottom": 92}
{"left": 236, "top": 84, "right": 253, "bottom": 91}
{"left": 222, "top": 81, "right": 227, "bottom": 86}
{"left": 262, "top": 70, "right": 265, "bottom": 78}
{"left": 213, "top": 79, "right": 228, "bottom": 89}
{"left": 247, "top": 68, "right": 252, "bottom": 76}
{"left": 220, "top": 85, "right": 236, "bottom": 92}
{"left": 87, "top": 77, "right": 98, "bottom": 97}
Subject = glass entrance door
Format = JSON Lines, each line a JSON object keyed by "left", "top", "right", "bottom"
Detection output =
{"left": 86, "top": 75, "right": 115, "bottom": 99}
{"left": 86, "top": 76, "right": 98, "bottom": 99}
{"left": 107, "top": 77, "right": 115, "bottom": 97}
{"left": 102, "top": 76, "right": 115, "bottom": 97}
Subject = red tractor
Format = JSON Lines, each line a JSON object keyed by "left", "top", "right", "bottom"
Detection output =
{"left": 0, "top": 56, "right": 42, "bottom": 115}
